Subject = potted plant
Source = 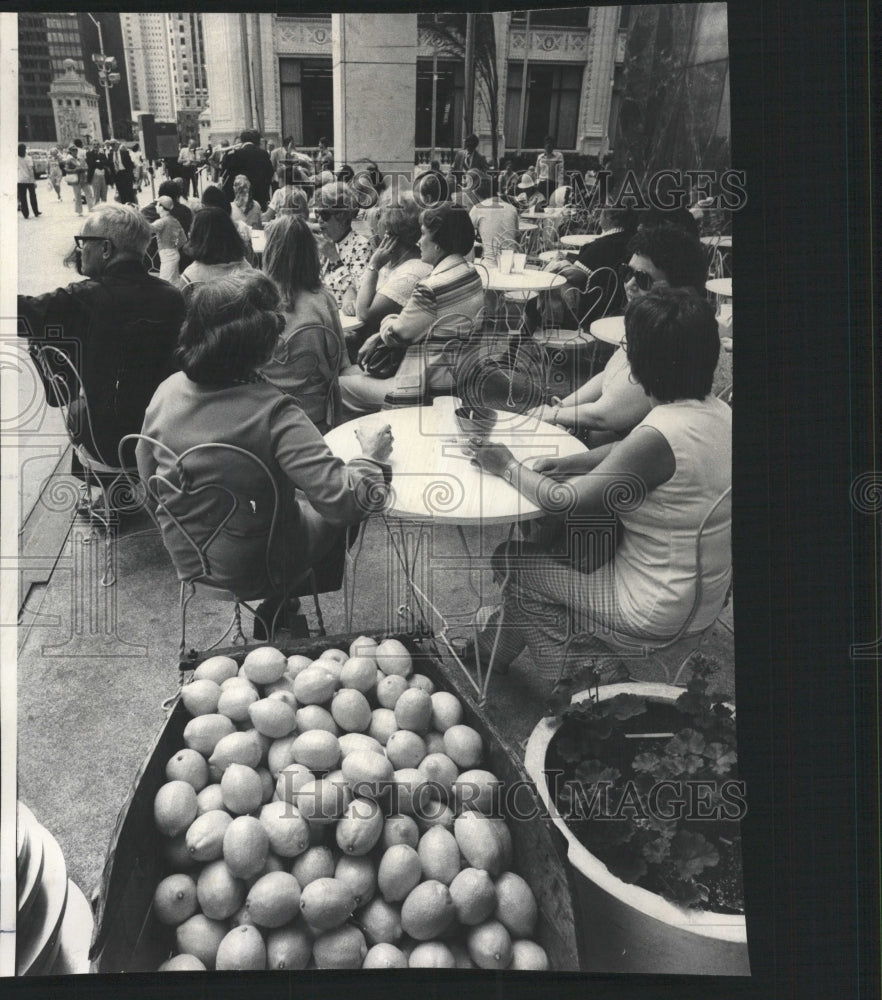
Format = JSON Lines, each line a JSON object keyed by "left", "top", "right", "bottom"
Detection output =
{"left": 524, "top": 656, "right": 750, "bottom": 975}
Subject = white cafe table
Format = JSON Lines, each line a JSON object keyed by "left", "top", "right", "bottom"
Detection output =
{"left": 517, "top": 220, "right": 538, "bottom": 232}
{"left": 701, "top": 235, "right": 732, "bottom": 248}
{"left": 589, "top": 314, "right": 626, "bottom": 346}
{"left": 324, "top": 401, "right": 587, "bottom": 702}
{"left": 339, "top": 313, "right": 364, "bottom": 333}
{"left": 561, "top": 233, "right": 601, "bottom": 248}
{"left": 706, "top": 277, "right": 732, "bottom": 298}
{"left": 521, "top": 207, "right": 567, "bottom": 221}
{"left": 477, "top": 268, "right": 566, "bottom": 293}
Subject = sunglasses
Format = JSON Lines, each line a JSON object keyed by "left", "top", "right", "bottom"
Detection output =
{"left": 619, "top": 264, "right": 656, "bottom": 292}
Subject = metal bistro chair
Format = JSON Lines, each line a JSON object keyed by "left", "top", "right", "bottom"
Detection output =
{"left": 264, "top": 322, "right": 345, "bottom": 434}
{"left": 118, "top": 434, "right": 333, "bottom": 678}
{"left": 29, "top": 343, "right": 142, "bottom": 587}
{"left": 532, "top": 265, "right": 622, "bottom": 397}
{"left": 563, "top": 485, "right": 734, "bottom": 692}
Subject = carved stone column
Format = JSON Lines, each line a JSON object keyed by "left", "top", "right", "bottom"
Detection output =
{"left": 579, "top": 6, "right": 621, "bottom": 155}
{"left": 332, "top": 14, "right": 418, "bottom": 181}
{"left": 202, "top": 14, "right": 249, "bottom": 143}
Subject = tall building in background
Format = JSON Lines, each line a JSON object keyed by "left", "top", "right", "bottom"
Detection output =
{"left": 120, "top": 13, "right": 175, "bottom": 120}
{"left": 18, "top": 13, "right": 55, "bottom": 142}
{"left": 77, "top": 13, "right": 134, "bottom": 140}
{"left": 120, "top": 13, "right": 209, "bottom": 123}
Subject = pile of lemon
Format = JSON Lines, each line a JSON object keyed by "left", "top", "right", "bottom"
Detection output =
{"left": 152, "top": 638, "right": 549, "bottom": 971}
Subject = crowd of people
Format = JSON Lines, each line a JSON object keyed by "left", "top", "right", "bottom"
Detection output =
{"left": 17, "top": 125, "right": 731, "bottom": 701}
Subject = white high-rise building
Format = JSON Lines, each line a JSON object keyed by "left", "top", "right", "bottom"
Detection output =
{"left": 120, "top": 12, "right": 208, "bottom": 120}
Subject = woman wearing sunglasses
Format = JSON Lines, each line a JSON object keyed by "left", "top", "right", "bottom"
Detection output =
{"left": 527, "top": 221, "right": 708, "bottom": 447}
{"left": 312, "top": 182, "right": 374, "bottom": 316}
{"left": 466, "top": 287, "right": 730, "bottom": 702}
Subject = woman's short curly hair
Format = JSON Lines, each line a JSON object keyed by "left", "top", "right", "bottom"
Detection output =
{"left": 380, "top": 198, "right": 422, "bottom": 248}
{"left": 627, "top": 221, "right": 707, "bottom": 293}
{"left": 420, "top": 202, "right": 475, "bottom": 257}
{"left": 624, "top": 286, "right": 719, "bottom": 402}
{"left": 313, "top": 181, "right": 359, "bottom": 217}
{"left": 175, "top": 272, "right": 282, "bottom": 384}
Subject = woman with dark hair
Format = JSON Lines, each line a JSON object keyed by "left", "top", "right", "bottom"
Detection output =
{"left": 180, "top": 206, "right": 254, "bottom": 286}
{"left": 260, "top": 215, "right": 347, "bottom": 431}
{"left": 18, "top": 144, "right": 40, "bottom": 219}
{"left": 136, "top": 271, "right": 393, "bottom": 632}
{"left": 200, "top": 184, "right": 252, "bottom": 252}
{"left": 466, "top": 286, "right": 730, "bottom": 696}
{"left": 339, "top": 202, "right": 484, "bottom": 414}
{"left": 527, "top": 221, "right": 709, "bottom": 445}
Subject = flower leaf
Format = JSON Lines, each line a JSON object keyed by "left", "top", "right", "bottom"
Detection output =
{"left": 670, "top": 830, "right": 720, "bottom": 878}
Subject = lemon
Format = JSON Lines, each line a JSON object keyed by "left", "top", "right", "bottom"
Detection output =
{"left": 259, "top": 800, "right": 310, "bottom": 857}
{"left": 267, "top": 735, "right": 300, "bottom": 777}
{"left": 193, "top": 655, "right": 239, "bottom": 685}
{"left": 275, "top": 763, "right": 312, "bottom": 804}
{"left": 291, "top": 845, "right": 335, "bottom": 888}
{"left": 452, "top": 769, "right": 504, "bottom": 816}
{"left": 375, "top": 638, "right": 413, "bottom": 677}
{"left": 362, "top": 943, "right": 407, "bottom": 969}
{"left": 408, "top": 673, "right": 435, "bottom": 695}
{"left": 443, "top": 724, "right": 483, "bottom": 769}
{"left": 220, "top": 763, "right": 263, "bottom": 815}
{"left": 181, "top": 678, "right": 221, "bottom": 717}
{"left": 430, "top": 691, "right": 463, "bottom": 732}
{"left": 286, "top": 654, "right": 313, "bottom": 677}
{"left": 265, "top": 923, "right": 312, "bottom": 970}
{"left": 175, "top": 913, "right": 228, "bottom": 969}
{"left": 393, "top": 688, "right": 432, "bottom": 734}
{"left": 186, "top": 809, "right": 232, "bottom": 862}
{"left": 424, "top": 731, "right": 446, "bottom": 755}
{"left": 493, "top": 871, "right": 538, "bottom": 937}
{"left": 416, "top": 752, "right": 459, "bottom": 800}
{"left": 335, "top": 797, "right": 384, "bottom": 855}
{"left": 223, "top": 816, "right": 270, "bottom": 879}
{"left": 391, "top": 768, "right": 432, "bottom": 817}
{"left": 312, "top": 924, "right": 367, "bottom": 968}
{"left": 295, "top": 705, "right": 339, "bottom": 736}
{"left": 249, "top": 698, "right": 297, "bottom": 739}
{"left": 341, "top": 749, "right": 394, "bottom": 801}
{"left": 158, "top": 954, "right": 206, "bottom": 971}
{"left": 153, "top": 873, "right": 198, "bottom": 925}
{"left": 348, "top": 635, "right": 378, "bottom": 659}
{"left": 340, "top": 656, "right": 378, "bottom": 693}
{"left": 165, "top": 749, "right": 209, "bottom": 792}
{"left": 241, "top": 645, "right": 287, "bottom": 685}
{"left": 209, "top": 730, "right": 264, "bottom": 773}
{"left": 330, "top": 688, "right": 372, "bottom": 733}
{"left": 154, "top": 780, "right": 198, "bottom": 837}
{"left": 357, "top": 896, "right": 403, "bottom": 945}
{"left": 376, "top": 674, "right": 409, "bottom": 709}
{"left": 377, "top": 843, "right": 422, "bottom": 902}
{"left": 467, "top": 919, "right": 513, "bottom": 969}
{"left": 196, "top": 860, "right": 245, "bottom": 920}
{"left": 215, "top": 924, "right": 266, "bottom": 970}
{"left": 183, "top": 714, "right": 235, "bottom": 757}
{"left": 338, "top": 733, "right": 385, "bottom": 759}
{"left": 417, "top": 826, "right": 461, "bottom": 885}
{"left": 385, "top": 730, "right": 427, "bottom": 770}
{"left": 245, "top": 871, "right": 302, "bottom": 928}
{"left": 368, "top": 708, "right": 398, "bottom": 746}
{"left": 415, "top": 798, "right": 454, "bottom": 832}
{"left": 453, "top": 813, "right": 507, "bottom": 876}
{"left": 216, "top": 683, "right": 259, "bottom": 723}
{"left": 381, "top": 814, "right": 420, "bottom": 851}
{"left": 400, "top": 880, "right": 456, "bottom": 940}
{"left": 295, "top": 777, "right": 351, "bottom": 825}
{"left": 409, "top": 942, "right": 455, "bottom": 968}
{"left": 334, "top": 854, "right": 376, "bottom": 908}
{"left": 299, "top": 877, "right": 356, "bottom": 931}
{"left": 449, "top": 867, "right": 497, "bottom": 925}
{"left": 293, "top": 666, "right": 337, "bottom": 705}
{"left": 510, "top": 940, "right": 549, "bottom": 970}
{"left": 292, "top": 730, "right": 341, "bottom": 772}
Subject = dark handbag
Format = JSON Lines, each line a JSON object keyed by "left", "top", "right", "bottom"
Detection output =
{"left": 360, "top": 339, "right": 406, "bottom": 380}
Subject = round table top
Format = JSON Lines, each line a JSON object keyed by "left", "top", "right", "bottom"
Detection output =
{"left": 478, "top": 268, "right": 567, "bottom": 292}
{"left": 561, "top": 233, "right": 600, "bottom": 248}
{"left": 538, "top": 249, "right": 565, "bottom": 262}
{"left": 589, "top": 314, "right": 626, "bottom": 346}
{"left": 521, "top": 208, "right": 567, "bottom": 220}
{"left": 339, "top": 313, "right": 364, "bottom": 332}
{"left": 518, "top": 221, "right": 538, "bottom": 232}
{"left": 324, "top": 402, "right": 587, "bottom": 524}
{"left": 706, "top": 278, "right": 733, "bottom": 297}
{"left": 701, "top": 235, "right": 732, "bottom": 247}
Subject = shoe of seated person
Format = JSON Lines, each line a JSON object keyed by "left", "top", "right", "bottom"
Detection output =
{"left": 253, "top": 597, "right": 302, "bottom": 640}
{"left": 457, "top": 605, "right": 511, "bottom": 675}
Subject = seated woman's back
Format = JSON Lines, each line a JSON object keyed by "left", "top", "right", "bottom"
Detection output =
{"left": 261, "top": 285, "right": 346, "bottom": 431}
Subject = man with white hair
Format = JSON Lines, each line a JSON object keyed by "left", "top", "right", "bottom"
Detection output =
{"left": 18, "top": 205, "right": 186, "bottom": 501}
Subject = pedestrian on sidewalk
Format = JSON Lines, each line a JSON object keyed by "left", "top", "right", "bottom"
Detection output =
{"left": 151, "top": 196, "right": 187, "bottom": 286}
{"left": 62, "top": 143, "right": 92, "bottom": 216}
{"left": 86, "top": 140, "right": 111, "bottom": 204}
{"left": 17, "top": 144, "right": 41, "bottom": 219}
{"left": 47, "top": 147, "right": 63, "bottom": 201}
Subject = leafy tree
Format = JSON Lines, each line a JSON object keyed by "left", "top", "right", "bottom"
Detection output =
{"left": 422, "top": 13, "right": 500, "bottom": 166}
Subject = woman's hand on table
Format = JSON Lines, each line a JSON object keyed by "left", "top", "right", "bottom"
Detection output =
{"left": 466, "top": 438, "right": 516, "bottom": 477}
{"left": 357, "top": 332, "right": 382, "bottom": 363}
{"left": 355, "top": 423, "right": 394, "bottom": 463}
{"left": 526, "top": 403, "right": 558, "bottom": 423}
{"left": 341, "top": 291, "right": 357, "bottom": 316}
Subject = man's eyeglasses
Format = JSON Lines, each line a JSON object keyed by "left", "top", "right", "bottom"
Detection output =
{"left": 619, "top": 264, "right": 655, "bottom": 292}
{"left": 74, "top": 235, "right": 114, "bottom": 250}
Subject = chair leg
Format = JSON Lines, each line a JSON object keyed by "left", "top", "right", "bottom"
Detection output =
{"left": 307, "top": 570, "right": 326, "bottom": 637}
{"left": 179, "top": 581, "right": 196, "bottom": 668}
